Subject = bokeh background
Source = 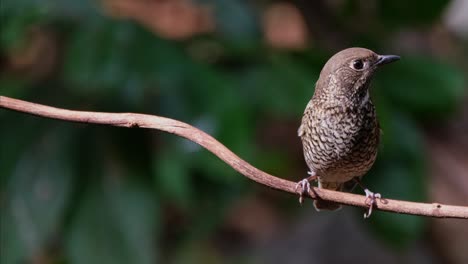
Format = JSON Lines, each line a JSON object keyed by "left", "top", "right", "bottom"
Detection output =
{"left": 1, "top": 0, "right": 467, "bottom": 263}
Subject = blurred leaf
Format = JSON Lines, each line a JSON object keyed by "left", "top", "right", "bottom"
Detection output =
{"left": 374, "top": 106, "right": 426, "bottom": 161}
{"left": 378, "top": 0, "right": 449, "bottom": 27}
{"left": 209, "top": 0, "right": 259, "bottom": 42}
{"left": 376, "top": 56, "right": 465, "bottom": 118}
{"left": 215, "top": 94, "right": 254, "bottom": 155}
{"left": 370, "top": 211, "right": 426, "bottom": 248}
{"left": 0, "top": 0, "right": 97, "bottom": 49}
{"left": 0, "top": 112, "right": 48, "bottom": 187}
{"left": 0, "top": 5, "right": 43, "bottom": 49}
{"left": 370, "top": 159, "right": 426, "bottom": 202}
{"left": 366, "top": 161, "right": 427, "bottom": 247}
{"left": 63, "top": 19, "right": 130, "bottom": 93}
{"left": 183, "top": 63, "right": 233, "bottom": 113}
{"left": 66, "top": 177, "right": 158, "bottom": 264}
{"left": 369, "top": 109, "right": 427, "bottom": 203}
{"left": 0, "top": 126, "right": 75, "bottom": 263}
{"left": 0, "top": 78, "right": 30, "bottom": 99}
{"left": 192, "top": 150, "right": 241, "bottom": 185}
{"left": 172, "top": 241, "right": 222, "bottom": 264}
{"left": 153, "top": 146, "right": 192, "bottom": 207}
{"left": 240, "top": 53, "right": 319, "bottom": 117}
{"left": 365, "top": 110, "right": 427, "bottom": 247}
{"left": 63, "top": 19, "right": 194, "bottom": 107}
{"left": 255, "top": 150, "right": 292, "bottom": 178}
{"left": 268, "top": 54, "right": 319, "bottom": 115}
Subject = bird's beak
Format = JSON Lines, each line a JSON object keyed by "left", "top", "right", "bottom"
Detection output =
{"left": 375, "top": 54, "right": 400, "bottom": 66}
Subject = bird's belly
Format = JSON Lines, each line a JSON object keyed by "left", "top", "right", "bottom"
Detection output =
{"left": 301, "top": 118, "right": 379, "bottom": 183}
{"left": 318, "top": 148, "right": 378, "bottom": 182}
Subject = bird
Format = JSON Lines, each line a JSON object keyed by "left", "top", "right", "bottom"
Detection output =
{"left": 296, "top": 47, "right": 400, "bottom": 217}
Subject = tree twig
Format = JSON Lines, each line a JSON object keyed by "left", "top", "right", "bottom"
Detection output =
{"left": 1, "top": 95, "right": 468, "bottom": 219}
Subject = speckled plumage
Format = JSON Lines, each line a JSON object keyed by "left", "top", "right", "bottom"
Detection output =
{"left": 298, "top": 48, "right": 399, "bottom": 210}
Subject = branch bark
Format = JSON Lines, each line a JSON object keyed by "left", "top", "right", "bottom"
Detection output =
{"left": 1, "top": 95, "right": 468, "bottom": 219}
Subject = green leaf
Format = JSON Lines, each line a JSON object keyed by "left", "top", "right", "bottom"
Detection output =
{"left": 375, "top": 107, "right": 425, "bottom": 161}
{"left": 66, "top": 178, "right": 158, "bottom": 264}
{"left": 63, "top": 19, "right": 192, "bottom": 105}
{"left": 378, "top": 0, "right": 450, "bottom": 27}
{"left": 172, "top": 241, "right": 222, "bottom": 264}
{"left": 376, "top": 56, "right": 465, "bottom": 119}
{"left": 370, "top": 211, "right": 426, "bottom": 248}
{"left": 239, "top": 53, "right": 319, "bottom": 117}
{"left": 210, "top": 0, "right": 259, "bottom": 41}
{"left": 0, "top": 5, "right": 42, "bottom": 49}
{"left": 0, "top": 78, "right": 30, "bottom": 101}
{"left": 63, "top": 19, "right": 128, "bottom": 92}
{"left": 153, "top": 146, "right": 192, "bottom": 207}
{"left": 367, "top": 109, "right": 427, "bottom": 200}
{"left": 366, "top": 162, "right": 427, "bottom": 247}
{"left": 0, "top": 126, "right": 75, "bottom": 263}
{"left": 363, "top": 108, "right": 427, "bottom": 247}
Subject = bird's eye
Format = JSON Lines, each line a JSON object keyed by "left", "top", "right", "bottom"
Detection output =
{"left": 351, "top": 59, "right": 364, "bottom": 70}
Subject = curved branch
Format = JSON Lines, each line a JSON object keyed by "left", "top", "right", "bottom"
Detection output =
{"left": 1, "top": 95, "right": 468, "bottom": 219}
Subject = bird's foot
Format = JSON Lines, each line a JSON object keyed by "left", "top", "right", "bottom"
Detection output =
{"left": 295, "top": 179, "right": 310, "bottom": 204}
{"left": 295, "top": 172, "right": 317, "bottom": 204}
{"left": 363, "top": 189, "right": 381, "bottom": 219}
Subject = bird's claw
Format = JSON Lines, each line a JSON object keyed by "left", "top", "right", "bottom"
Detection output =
{"left": 363, "top": 189, "right": 381, "bottom": 218}
{"left": 295, "top": 179, "right": 311, "bottom": 204}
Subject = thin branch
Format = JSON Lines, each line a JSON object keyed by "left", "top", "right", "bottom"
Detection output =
{"left": 1, "top": 95, "right": 468, "bottom": 219}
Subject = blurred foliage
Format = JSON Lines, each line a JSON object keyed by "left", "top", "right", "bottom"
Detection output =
{"left": 0, "top": 0, "right": 466, "bottom": 263}
{"left": 379, "top": 0, "right": 450, "bottom": 27}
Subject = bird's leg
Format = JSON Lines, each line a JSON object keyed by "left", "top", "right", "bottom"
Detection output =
{"left": 295, "top": 171, "right": 318, "bottom": 204}
{"left": 353, "top": 177, "right": 381, "bottom": 218}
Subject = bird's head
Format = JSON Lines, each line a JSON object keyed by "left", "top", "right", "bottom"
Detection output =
{"left": 315, "top": 47, "right": 399, "bottom": 103}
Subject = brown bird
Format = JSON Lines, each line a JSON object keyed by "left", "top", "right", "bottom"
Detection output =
{"left": 296, "top": 47, "right": 399, "bottom": 217}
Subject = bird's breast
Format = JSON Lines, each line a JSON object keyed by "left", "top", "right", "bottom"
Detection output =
{"left": 300, "top": 100, "right": 379, "bottom": 182}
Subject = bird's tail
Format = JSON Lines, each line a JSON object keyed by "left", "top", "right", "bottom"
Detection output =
{"left": 313, "top": 181, "right": 343, "bottom": 211}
